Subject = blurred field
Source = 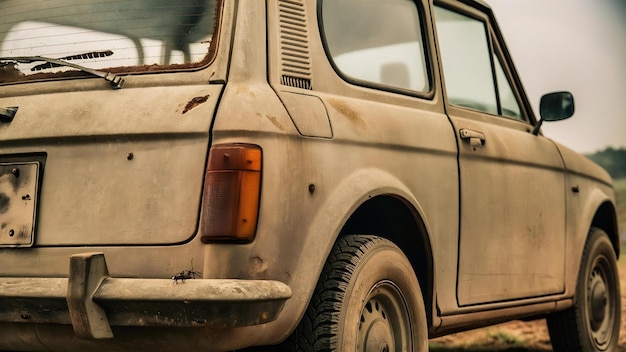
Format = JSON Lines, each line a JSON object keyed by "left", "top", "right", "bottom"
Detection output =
{"left": 429, "top": 178, "right": 626, "bottom": 351}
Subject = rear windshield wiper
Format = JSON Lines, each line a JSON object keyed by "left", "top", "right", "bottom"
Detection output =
{"left": 0, "top": 54, "right": 124, "bottom": 89}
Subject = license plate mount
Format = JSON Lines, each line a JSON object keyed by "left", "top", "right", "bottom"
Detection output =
{"left": 0, "top": 162, "right": 39, "bottom": 247}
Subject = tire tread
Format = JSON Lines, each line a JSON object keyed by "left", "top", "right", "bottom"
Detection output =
{"left": 285, "top": 235, "right": 387, "bottom": 351}
{"left": 547, "top": 227, "right": 620, "bottom": 352}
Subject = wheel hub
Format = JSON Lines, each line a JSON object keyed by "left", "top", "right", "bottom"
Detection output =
{"left": 586, "top": 258, "right": 616, "bottom": 350}
{"left": 357, "top": 282, "right": 411, "bottom": 352}
{"left": 363, "top": 323, "right": 391, "bottom": 352}
{"left": 360, "top": 298, "right": 394, "bottom": 352}
{"left": 589, "top": 271, "right": 607, "bottom": 329}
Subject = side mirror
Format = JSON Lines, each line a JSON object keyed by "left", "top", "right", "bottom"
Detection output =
{"left": 532, "top": 91, "right": 575, "bottom": 135}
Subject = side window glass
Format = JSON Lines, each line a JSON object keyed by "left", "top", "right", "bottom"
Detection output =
{"left": 434, "top": 6, "right": 497, "bottom": 115}
{"left": 494, "top": 54, "right": 522, "bottom": 120}
{"left": 321, "top": 0, "right": 430, "bottom": 93}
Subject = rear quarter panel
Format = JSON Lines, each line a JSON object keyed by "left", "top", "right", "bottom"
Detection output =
{"left": 197, "top": 0, "right": 460, "bottom": 345}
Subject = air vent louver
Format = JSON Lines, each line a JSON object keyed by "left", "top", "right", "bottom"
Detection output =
{"left": 278, "top": 0, "right": 312, "bottom": 89}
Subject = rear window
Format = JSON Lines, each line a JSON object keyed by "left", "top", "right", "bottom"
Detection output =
{"left": 0, "top": 0, "right": 221, "bottom": 84}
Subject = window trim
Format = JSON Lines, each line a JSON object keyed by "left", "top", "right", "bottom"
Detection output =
{"left": 434, "top": 4, "right": 499, "bottom": 116}
{"left": 433, "top": 0, "right": 534, "bottom": 125}
{"left": 489, "top": 27, "right": 532, "bottom": 123}
{"left": 317, "top": 0, "right": 435, "bottom": 100}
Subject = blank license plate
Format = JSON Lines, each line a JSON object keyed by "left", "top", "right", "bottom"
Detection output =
{"left": 0, "top": 162, "right": 39, "bottom": 247}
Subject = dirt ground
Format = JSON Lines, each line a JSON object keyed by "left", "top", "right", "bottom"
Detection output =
{"left": 429, "top": 254, "right": 626, "bottom": 351}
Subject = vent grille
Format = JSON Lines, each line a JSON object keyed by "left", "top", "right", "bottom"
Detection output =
{"left": 278, "top": 0, "right": 312, "bottom": 89}
{"left": 281, "top": 75, "right": 312, "bottom": 89}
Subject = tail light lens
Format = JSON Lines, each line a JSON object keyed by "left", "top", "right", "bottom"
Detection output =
{"left": 200, "top": 144, "right": 262, "bottom": 243}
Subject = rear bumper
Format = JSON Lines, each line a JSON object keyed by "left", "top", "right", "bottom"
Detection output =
{"left": 0, "top": 252, "right": 291, "bottom": 340}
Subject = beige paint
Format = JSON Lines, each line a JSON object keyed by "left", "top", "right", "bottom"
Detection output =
{"left": 0, "top": 0, "right": 619, "bottom": 350}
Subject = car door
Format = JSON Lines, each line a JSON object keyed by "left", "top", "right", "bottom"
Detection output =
{"left": 433, "top": 2, "right": 567, "bottom": 306}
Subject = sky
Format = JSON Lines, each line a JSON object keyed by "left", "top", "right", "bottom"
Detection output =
{"left": 485, "top": 0, "right": 626, "bottom": 154}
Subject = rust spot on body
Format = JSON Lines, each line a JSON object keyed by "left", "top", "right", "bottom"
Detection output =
{"left": 236, "top": 84, "right": 256, "bottom": 98}
{"left": 327, "top": 99, "right": 365, "bottom": 127}
{"left": 0, "top": 193, "right": 9, "bottom": 215}
{"left": 255, "top": 113, "right": 285, "bottom": 131}
{"left": 0, "top": 63, "right": 25, "bottom": 82}
{"left": 249, "top": 256, "right": 268, "bottom": 278}
{"left": 182, "top": 95, "right": 210, "bottom": 114}
{"left": 265, "top": 115, "right": 284, "bottom": 131}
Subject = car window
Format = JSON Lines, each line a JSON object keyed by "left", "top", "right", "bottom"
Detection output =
{"left": 321, "top": 0, "right": 430, "bottom": 93}
{"left": 0, "top": 0, "right": 220, "bottom": 83}
{"left": 494, "top": 54, "right": 522, "bottom": 120}
{"left": 434, "top": 5, "right": 524, "bottom": 120}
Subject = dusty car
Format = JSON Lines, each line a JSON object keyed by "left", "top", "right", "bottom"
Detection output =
{"left": 0, "top": 0, "right": 620, "bottom": 351}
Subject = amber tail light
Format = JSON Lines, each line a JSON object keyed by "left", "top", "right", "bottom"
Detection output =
{"left": 200, "top": 144, "right": 262, "bottom": 243}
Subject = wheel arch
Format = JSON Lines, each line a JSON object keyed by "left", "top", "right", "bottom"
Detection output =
{"left": 590, "top": 200, "right": 620, "bottom": 257}
{"left": 339, "top": 194, "right": 435, "bottom": 328}
{"left": 272, "top": 167, "right": 440, "bottom": 344}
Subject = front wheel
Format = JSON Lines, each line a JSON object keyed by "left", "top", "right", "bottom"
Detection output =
{"left": 547, "top": 227, "right": 621, "bottom": 352}
{"left": 286, "top": 235, "right": 428, "bottom": 351}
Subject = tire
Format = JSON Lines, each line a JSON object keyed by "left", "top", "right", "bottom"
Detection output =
{"left": 284, "top": 235, "right": 428, "bottom": 352}
{"left": 547, "top": 227, "right": 621, "bottom": 352}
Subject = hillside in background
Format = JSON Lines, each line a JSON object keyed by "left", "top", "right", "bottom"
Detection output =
{"left": 586, "top": 147, "right": 626, "bottom": 179}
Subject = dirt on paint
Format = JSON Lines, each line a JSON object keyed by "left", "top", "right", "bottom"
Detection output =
{"left": 429, "top": 256, "right": 626, "bottom": 351}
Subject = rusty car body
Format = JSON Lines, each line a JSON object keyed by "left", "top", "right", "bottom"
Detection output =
{"left": 0, "top": 0, "right": 620, "bottom": 351}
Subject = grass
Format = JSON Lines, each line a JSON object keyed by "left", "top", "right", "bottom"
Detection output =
{"left": 429, "top": 348, "right": 546, "bottom": 352}
{"left": 429, "top": 332, "right": 540, "bottom": 352}
{"left": 428, "top": 328, "right": 545, "bottom": 352}
{"left": 489, "top": 332, "right": 522, "bottom": 346}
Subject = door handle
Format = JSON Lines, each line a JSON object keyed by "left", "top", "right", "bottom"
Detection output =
{"left": 459, "top": 128, "right": 486, "bottom": 148}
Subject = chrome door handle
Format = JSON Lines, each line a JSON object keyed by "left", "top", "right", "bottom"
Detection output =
{"left": 459, "top": 128, "right": 486, "bottom": 147}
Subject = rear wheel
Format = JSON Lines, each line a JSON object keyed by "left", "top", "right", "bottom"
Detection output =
{"left": 547, "top": 228, "right": 620, "bottom": 352}
{"left": 286, "top": 235, "right": 428, "bottom": 351}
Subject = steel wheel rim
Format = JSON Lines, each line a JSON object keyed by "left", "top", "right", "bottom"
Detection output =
{"left": 357, "top": 281, "right": 412, "bottom": 352}
{"left": 586, "top": 255, "right": 616, "bottom": 350}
